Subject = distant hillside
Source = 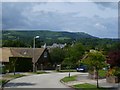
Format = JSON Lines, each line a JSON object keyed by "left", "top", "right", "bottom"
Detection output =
{"left": 2, "top": 30, "right": 119, "bottom": 50}
{"left": 2, "top": 30, "right": 97, "bottom": 45}
{"left": 3, "top": 31, "right": 95, "bottom": 39}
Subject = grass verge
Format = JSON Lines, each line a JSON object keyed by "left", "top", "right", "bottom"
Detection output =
{"left": 99, "top": 70, "right": 107, "bottom": 78}
{"left": 0, "top": 79, "right": 7, "bottom": 86}
{"left": 73, "top": 83, "right": 115, "bottom": 90}
{"left": 28, "top": 71, "right": 48, "bottom": 74}
{"left": 0, "top": 74, "right": 26, "bottom": 87}
{"left": 61, "top": 75, "right": 77, "bottom": 82}
{"left": 58, "top": 69, "right": 76, "bottom": 72}
{"left": 73, "top": 83, "right": 97, "bottom": 88}
{"left": 4, "top": 74, "right": 25, "bottom": 78}
{"left": 0, "top": 71, "right": 49, "bottom": 87}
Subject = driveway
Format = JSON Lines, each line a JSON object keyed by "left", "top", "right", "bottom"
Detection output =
{"left": 4, "top": 72, "right": 81, "bottom": 88}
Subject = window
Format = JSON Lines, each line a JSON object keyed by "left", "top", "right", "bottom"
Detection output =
{"left": 44, "top": 52, "right": 47, "bottom": 58}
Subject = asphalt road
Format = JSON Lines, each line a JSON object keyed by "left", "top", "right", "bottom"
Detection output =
{"left": 3, "top": 72, "right": 118, "bottom": 90}
{"left": 4, "top": 72, "right": 81, "bottom": 88}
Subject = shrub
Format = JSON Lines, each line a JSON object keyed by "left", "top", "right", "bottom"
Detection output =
{"left": 114, "top": 67, "right": 120, "bottom": 77}
{"left": 107, "top": 67, "right": 120, "bottom": 77}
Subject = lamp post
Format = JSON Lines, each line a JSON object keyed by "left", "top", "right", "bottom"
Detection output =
{"left": 66, "top": 48, "right": 71, "bottom": 77}
{"left": 33, "top": 36, "right": 39, "bottom": 72}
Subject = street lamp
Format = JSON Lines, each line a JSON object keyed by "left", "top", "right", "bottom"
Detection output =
{"left": 33, "top": 36, "right": 40, "bottom": 72}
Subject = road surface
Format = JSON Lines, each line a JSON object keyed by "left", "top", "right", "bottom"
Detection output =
{"left": 4, "top": 72, "right": 81, "bottom": 88}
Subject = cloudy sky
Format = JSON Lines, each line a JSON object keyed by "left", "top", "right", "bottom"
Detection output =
{"left": 2, "top": 1, "right": 118, "bottom": 38}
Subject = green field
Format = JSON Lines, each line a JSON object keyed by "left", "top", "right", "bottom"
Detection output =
{"left": 58, "top": 37, "right": 71, "bottom": 40}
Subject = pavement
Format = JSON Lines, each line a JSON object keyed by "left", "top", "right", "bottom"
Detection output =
{"left": 2, "top": 71, "right": 120, "bottom": 89}
{"left": 65, "top": 74, "right": 120, "bottom": 89}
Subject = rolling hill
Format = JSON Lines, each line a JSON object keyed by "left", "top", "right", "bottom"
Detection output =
{"left": 2, "top": 30, "right": 119, "bottom": 49}
{"left": 2, "top": 30, "right": 97, "bottom": 45}
{"left": 2, "top": 30, "right": 96, "bottom": 39}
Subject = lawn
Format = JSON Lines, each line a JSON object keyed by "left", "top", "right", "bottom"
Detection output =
{"left": 73, "top": 83, "right": 97, "bottom": 88}
{"left": 99, "top": 70, "right": 107, "bottom": 78}
{"left": 61, "top": 75, "right": 77, "bottom": 82}
{"left": 28, "top": 71, "right": 49, "bottom": 74}
{"left": 89, "top": 69, "right": 107, "bottom": 78}
{"left": 58, "top": 69, "right": 76, "bottom": 72}
{"left": 73, "top": 83, "right": 113, "bottom": 90}
{"left": 0, "top": 79, "right": 7, "bottom": 87}
{"left": 3, "top": 74, "right": 25, "bottom": 78}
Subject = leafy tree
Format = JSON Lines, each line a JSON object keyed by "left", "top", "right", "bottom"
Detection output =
{"left": 3, "top": 40, "right": 27, "bottom": 47}
{"left": 30, "top": 39, "right": 42, "bottom": 48}
{"left": 82, "top": 50, "right": 106, "bottom": 88}
{"left": 62, "top": 43, "right": 85, "bottom": 68}
{"left": 107, "top": 50, "right": 120, "bottom": 67}
{"left": 50, "top": 48, "right": 65, "bottom": 66}
{"left": 106, "top": 42, "right": 120, "bottom": 82}
{"left": 106, "top": 42, "right": 120, "bottom": 67}
{"left": 102, "top": 42, "right": 120, "bottom": 55}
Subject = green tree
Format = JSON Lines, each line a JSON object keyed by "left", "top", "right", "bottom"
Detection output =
{"left": 82, "top": 50, "right": 106, "bottom": 88}
{"left": 50, "top": 48, "right": 65, "bottom": 66}
{"left": 3, "top": 40, "right": 27, "bottom": 47}
{"left": 62, "top": 43, "right": 85, "bottom": 68}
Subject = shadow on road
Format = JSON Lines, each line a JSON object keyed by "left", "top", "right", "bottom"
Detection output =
{"left": 4, "top": 82, "right": 36, "bottom": 87}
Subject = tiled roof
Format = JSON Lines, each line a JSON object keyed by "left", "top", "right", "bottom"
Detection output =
{"left": 0, "top": 48, "right": 13, "bottom": 62}
{"left": 0, "top": 47, "right": 45, "bottom": 63}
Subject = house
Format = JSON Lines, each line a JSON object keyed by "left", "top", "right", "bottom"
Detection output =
{"left": 42, "top": 43, "right": 67, "bottom": 49}
{"left": 0, "top": 47, "right": 51, "bottom": 72}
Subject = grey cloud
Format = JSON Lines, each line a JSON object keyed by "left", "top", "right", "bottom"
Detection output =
{"left": 2, "top": 2, "right": 51, "bottom": 30}
{"left": 0, "top": 3, "right": 2, "bottom": 29}
{"left": 94, "top": 2, "right": 118, "bottom": 10}
{"left": 2, "top": 2, "right": 29, "bottom": 30}
{"left": 2, "top": 2, "right": 118, "bottom": 38}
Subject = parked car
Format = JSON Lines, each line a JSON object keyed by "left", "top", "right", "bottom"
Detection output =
{"left": 76, "top": 65, "right": 88, "bottom": 72}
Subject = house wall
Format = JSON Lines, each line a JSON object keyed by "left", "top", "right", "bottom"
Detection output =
{"left": 36, "top": 49, "right": 53, "bottom": 70}
{"left": 9, "top": 57, "right": 33, "bottom": 72}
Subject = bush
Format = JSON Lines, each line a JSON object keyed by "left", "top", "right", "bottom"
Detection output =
{"left": 107, "top": 67, "right": 120, "bottom": 77}
{"left": 106, "top": 68, "right": 115, "bottom": 77}
{"left": 114, "top": 67, "right": 120, "bottom": 77}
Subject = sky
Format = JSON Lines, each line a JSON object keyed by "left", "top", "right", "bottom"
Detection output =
{"left": 1, "top": 1, "right": 119, "bottom": 38}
